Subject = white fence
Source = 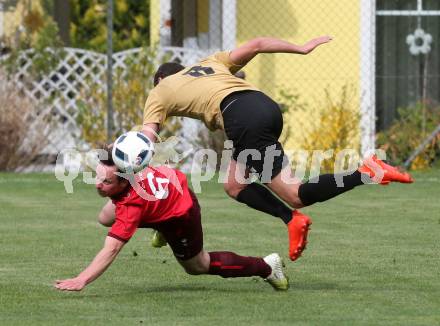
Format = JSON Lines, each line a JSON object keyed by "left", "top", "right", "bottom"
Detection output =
{"left": 2, "top": 46, "right": 210, "bottom": 153}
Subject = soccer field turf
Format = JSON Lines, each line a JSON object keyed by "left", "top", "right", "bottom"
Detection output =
{"left": 0, "top": 170, "right": 439, "bottom": 325}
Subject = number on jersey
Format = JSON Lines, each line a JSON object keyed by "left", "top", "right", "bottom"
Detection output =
{"left": 146, "top": 172, "right": 170, "bottom": 199}
{"left": 183, "top": 65, "right": 215, "bottom": 77}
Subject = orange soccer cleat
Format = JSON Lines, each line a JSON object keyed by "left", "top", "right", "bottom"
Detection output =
{"left": 358, "top": 155, "right": 414, "bottom": 185}
{"left": 287, "top": 210, "right": 312, "bottom": 261}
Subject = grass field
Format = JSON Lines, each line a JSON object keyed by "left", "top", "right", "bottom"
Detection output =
{"left": 0, "top": 170, "right": 439, "bottom": 325}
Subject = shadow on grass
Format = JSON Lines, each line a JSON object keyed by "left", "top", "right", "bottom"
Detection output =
{"left": 289, "top": 281, "right": 340, "bottom": 291}
{"left": 52, "top": 284, "right": 264, "bottom": 299}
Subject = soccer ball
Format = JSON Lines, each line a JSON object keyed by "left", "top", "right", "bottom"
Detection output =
{"left": 112, "top": 131, "right": 154, "bottom": 173}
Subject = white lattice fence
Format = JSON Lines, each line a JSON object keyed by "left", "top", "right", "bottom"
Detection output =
{"left": 1, "top": 46, "right": 210, "bottom": 153}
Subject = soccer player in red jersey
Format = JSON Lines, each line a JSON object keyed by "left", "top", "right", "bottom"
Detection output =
{"left": 54, "top": 148, "right": 288, "bottom": 292}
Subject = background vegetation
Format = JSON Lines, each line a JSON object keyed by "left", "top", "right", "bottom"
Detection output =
{"left": 277, "top": 86, "right": 361, "bottom": 173}
{"left": 68, "top": 0, "right": 150, "bottom": 52}
{"left": 76, "top": 47, "right": 157, "bottom": 146}
{"left": 0, "top": 69, "right": 55, "bottom": 171}
{"left": 377, "top": 103, "right": 440, "bottom": 169}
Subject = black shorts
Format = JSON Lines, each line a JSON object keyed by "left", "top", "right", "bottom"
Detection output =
{"left": 153, "top": 190, "right": 203, "bottom": 261}
{"left": 221, "top": 90, "right": 289, "bottom": 181}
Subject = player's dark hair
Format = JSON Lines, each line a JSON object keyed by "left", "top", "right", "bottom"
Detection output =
{"left": 99, "top": 145, "right": 116, "bottom": 166}
{"left": 153, "top": 62, "right": 185, "bottom": 86}
{"left": 99, "top": 145, "right": 125, "bottom": 182}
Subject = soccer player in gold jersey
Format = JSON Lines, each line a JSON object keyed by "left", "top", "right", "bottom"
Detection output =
{"left": 140, "top": 36, "right": 413, "bottom": 261}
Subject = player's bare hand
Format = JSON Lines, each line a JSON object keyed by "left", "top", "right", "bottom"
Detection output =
{"left": 313, "top": 35, "right": 333, "bottom": 45}
{"left": 303, "top": 36, "right": 333, "bottom": 53}
{"left": 54, "top": 278, "right": 86, "bottom": 291}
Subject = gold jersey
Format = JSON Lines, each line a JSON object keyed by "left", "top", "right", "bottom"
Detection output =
{"left": 143, "top": 51, "right": 258, "bottom": 131}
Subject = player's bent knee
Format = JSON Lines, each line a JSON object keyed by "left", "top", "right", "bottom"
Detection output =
{"left": 179, "top": 251, "right": 210, "bottom": 275}
{"left": 182, "top": 261, "right": 208, "bottom": 275}
{"left": 183, "top": 266, "right": 204, "bottom": 275}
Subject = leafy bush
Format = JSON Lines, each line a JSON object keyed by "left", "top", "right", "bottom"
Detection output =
{"left": 275, "top": 88, "right": 309, "bottom": 147}
{"left": 76, "top": 47, "right": 179, "bottom": 146}
{"left": 69, "top": 0, "right": 150, "bottom": 53}
{"left": 277, "top": 85, "right": 361, "bottom": 173}
{"left": 377, "top": 103, "right": 440, "bottom": 169}
{"left": 0, "top": 70, "right": 54, "bottom": 171}
{"left": 1, "top": 9, "right": 64, "bottom": 79}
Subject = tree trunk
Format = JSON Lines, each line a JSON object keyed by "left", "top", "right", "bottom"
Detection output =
{"left": 54, "top": 0, "right": 70, "bottom": 46}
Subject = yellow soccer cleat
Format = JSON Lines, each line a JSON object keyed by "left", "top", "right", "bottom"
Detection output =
{"left": 151, "top": 230, "right": 167, "bottom": 248}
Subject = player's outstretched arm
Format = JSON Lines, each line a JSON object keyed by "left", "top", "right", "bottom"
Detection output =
{"left": 142, "top": 123, "right": 160, "bottom": 143}
{"left": 229, "top": 36, "right": 333, "bottom": 66}
{"left": 54, "top": 236, "right": 125, "bottom": 291}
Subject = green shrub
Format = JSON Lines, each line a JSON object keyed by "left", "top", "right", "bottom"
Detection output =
{"left": 1, "top": 9, "right": 64, "bottom": 79}
{"left": 275, "top": 87, "right": 308, "bottom": 148}
{"left": 76, "top": 47, "right": 182, "bottom": 146}
{"left": 377, "top": 103, "right": 440, "bottom": 170}
{"left": 76, "top": 47, "right": 156, "bottom": 146}
{"left": 277, "top": 85, "right": 361, "bottom": 173}
{"left": 69, "top": 0, "right": 150, "bottom": 53}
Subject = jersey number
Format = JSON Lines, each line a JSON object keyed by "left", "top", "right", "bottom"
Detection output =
{"left": 183, "top": 65, "right": 215, "bottom": 77}
{"left": 146, "top": 172, "right": 169, "bottom": 199}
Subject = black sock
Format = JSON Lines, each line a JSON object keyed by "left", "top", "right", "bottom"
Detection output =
{"left": 236, "top": 182, "right": 293, "bottom": 224}
{"left": 298, "top": 170, "right": 365, "bottom": 206}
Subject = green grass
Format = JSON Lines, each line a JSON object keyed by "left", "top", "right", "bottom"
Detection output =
{"left": 0, "top": 170, "right": 439, "bottom": 326}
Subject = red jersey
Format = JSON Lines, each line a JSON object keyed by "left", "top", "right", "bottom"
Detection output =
{"left": 108, "top": 166, "right": 193, "bottom": 242}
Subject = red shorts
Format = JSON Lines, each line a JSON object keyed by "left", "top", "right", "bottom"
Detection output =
{"left": 153, "top": 190, "right": 203, "bottom": 260}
